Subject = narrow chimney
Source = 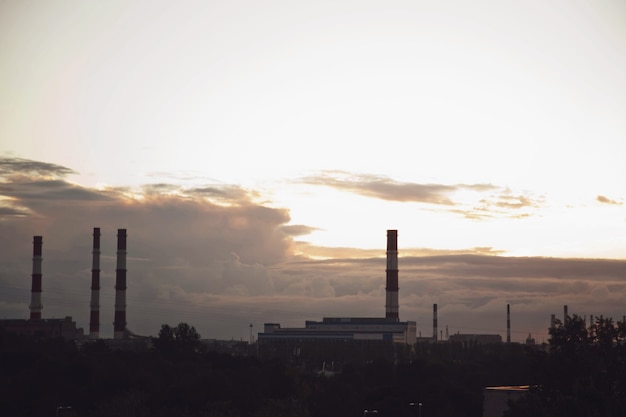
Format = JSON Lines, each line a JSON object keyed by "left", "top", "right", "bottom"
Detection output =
{"left": 506, "top": 304, "right": 511, "bottom": 343}
{"left": 89, "top": 228, "right": 101, "bottom": 339}
{"left": 550, "top": 314, "right": 556, "bottom": 330}
{"left": 113, "top": 229, "right": 127, "bottom": 339}
{"left": 385, "top": 230, "right": 399, "bottom": 321}
{"left": 433, "top": 303, "right": 438, "bottom": 342}
{"left": 29, "top": 236, "right": 43, "bottom": 320}
{"left": 564, "top": 305, "right": 568, "bottom": 324}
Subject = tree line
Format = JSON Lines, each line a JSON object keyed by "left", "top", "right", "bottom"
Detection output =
{"left": 2, "top": 318, "right": 624, "bottom": 417}
{"left": 505, "top": 315, "right": 626, "bottom": 416}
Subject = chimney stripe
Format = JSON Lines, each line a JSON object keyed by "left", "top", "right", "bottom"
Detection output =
{"left": 113, "top": 229, "right": 127, "bottom": 339}
{"left": 89, "top": 227, "right": 101, "bottom": 339}
{"left": 385, "top": 230, "right": 399, "bottom": 321}
{"left": 433, "top": 303, "right": 438, "bottom": 341}
{"left": 29, "top": 236, "right": 43, "bottom": 320}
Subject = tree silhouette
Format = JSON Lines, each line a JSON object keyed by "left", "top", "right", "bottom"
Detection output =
{"left": 153, "top": 322, "right": 202, "bottom": 356}
{"left": 507, "top": 315, "right": 626, "bottom": 416}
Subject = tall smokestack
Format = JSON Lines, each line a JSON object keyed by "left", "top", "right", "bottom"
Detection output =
{"left": 385, "top": 230, "right": 399, "bottom": 321}
{"left": 433, "top": 304, "right": 438, "bottom": 341}
{"left": 89, "top": 228, "right": 101, "bottom": 339}
{"left": 564, "top": 305, "right": 568, "bottom": 324}
{"left": 29, "top": 236, "right": 43, "bottom": 320}
{"left": 113, "top": 229, "right": 127, "bottom": 339}
{"left": 507, "top": 304, "right": 511, "bottom": 343}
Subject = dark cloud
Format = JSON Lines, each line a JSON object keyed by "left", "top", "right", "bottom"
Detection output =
{"left": 141, "top": 183, "right": 182, "bottom": 195}
{"left": 0, "top": 156, "right": 76, "bottom": 178}
{"left": 0, "top": 157, "right": 294, "bottom": 340}
{"left": 139, "top": 183, "right": 260, "bottom": 204}
{"left": 1, "top": 159, "right": 624, "bottom": 342}
{"left": 300, "top": 171, "right": 497, "bottom": 205}
{"left": 0, "top": 179, "right": 114, "bottom": 201}
{"left": 0, "top": 157, "right": 114, "bottom": 217}
{"left": 188, "top": 185, "right": 259, "bottom": 202}
{"left": 0, "top": 205, "right": 30, "bottom": 217}
{"left": 266, "top": 253, "right": 626, "bottom": 342}
{"left": 280, "top": 224, "right": 319, "bottom": 237}
{"left": 597, "top": 195, "right": 622, "bottom": 205}
{"left": 299, "top": 171, "right": 543, "bottom": 221}
{"left": 0, "top": 173, "right": 295, "bottom": 338}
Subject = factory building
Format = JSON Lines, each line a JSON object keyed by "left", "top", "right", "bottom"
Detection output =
{"left": 258, "top": 230, "right": 416, "bottom": 360}
{"left": 261, "top": 317, "right": 417, "bottom": 344}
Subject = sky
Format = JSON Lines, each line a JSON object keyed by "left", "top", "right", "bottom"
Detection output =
{"left": 1, "top": 0, "right": 625, "bottom": 343}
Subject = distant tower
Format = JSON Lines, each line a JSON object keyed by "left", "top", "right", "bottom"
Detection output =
{"left": 89, "top": 228, "right": 101, "bottom": 339}
{"left": 385, "top": 230, "right": 399, "bottom": 321}
{"left": 506, "top": 304, "right": 511, "bottom": 343}
{"left": 563, "top": 305, "right": 568, "bottom": 324}
{"left": 113, "top": 229, "right": 127, "bottom": 339}
{"left": 550, "top": 314, "right": 556, "bottom": 330}
{"left": 433, "top": 304, "right": 438, "bottom": 341}
{"left": 29, "top": 236, "right": 43, "bottom": 320}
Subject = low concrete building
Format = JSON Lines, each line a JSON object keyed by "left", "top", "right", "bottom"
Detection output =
{"left": 0, "top": 317, "right": 84, "bottom": 340}
{"left": 260, "top": 317, "right": 416, "bottom": 345}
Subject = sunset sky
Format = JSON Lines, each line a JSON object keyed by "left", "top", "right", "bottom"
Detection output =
{"left": 1, "top": 0, "right": 625, "bottom": 342}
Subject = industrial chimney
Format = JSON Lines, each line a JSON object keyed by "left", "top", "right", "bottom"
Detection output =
{"left": 507, "top": 304, "right": 511, "bottom": 343}
{"left": 113, "top": 229, "right": 127, "bottom": 339}
{"left": 385, "top": 230, "right": 399, "bottom": 322}
{"left": 89, "top": 228, "right": 101, "bottom": 339}
{"left": 433, "top": 303, "right": 438, "bottom": 342}
{"left": 563, "top": 305, "right": 568, "bottom": 324}
{"left": 29, "top": 236, "right": 43, "bottom": 320}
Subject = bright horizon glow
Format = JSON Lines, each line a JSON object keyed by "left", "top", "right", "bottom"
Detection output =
{"left": 2, "top": 0, "right": 625, "bottom": 260}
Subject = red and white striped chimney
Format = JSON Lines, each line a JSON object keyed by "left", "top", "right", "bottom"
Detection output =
{"left": 385, "top": 230, "right": 399, "bottom": 321}
{"left": 506, "top": 304, "right": 511, "bottom": 343}
{"left": 29, "top": 236, "right": 43, "bottom": 320}
{"left": 89, "top": 227, "right": 101, "bottom": 339}
{"left": 433, "top": 303, "right": 438, "bottom": 341}
{"left": 113, "top": 229, "right": 127, "bottom": 339}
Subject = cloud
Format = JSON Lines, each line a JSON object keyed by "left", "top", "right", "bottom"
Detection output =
{"left": 300, "top": 170, "right": 496, "bottom": 205}
{"left": 0, "top": 204, "right": 30, "bottom": 217}
{"left": 187, "top": 185, "right": 260, "bottom": 203}
{"left": 139, "top": 183, "right": 260, "bottom": 204}
{"left": 300, "top": 171, "right": 543, "bottom": 220}
{"left": 1, "top": 158, "right": 625, "bottom": 342}
{"left": 597, "top": 195, "right": 622, "bottom": 205}
{"left": 0, "top": 157, "right": 76, "bottom": 178}
{"left": 0, "top": 179, "right": 115, "bottom": 202}
{"left": 280, "top": 224, "right": 319, "bottom": 237}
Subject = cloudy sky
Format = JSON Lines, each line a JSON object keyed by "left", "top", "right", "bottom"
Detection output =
{"left": 1, "top": 0, "right": 625, "bottom": 342}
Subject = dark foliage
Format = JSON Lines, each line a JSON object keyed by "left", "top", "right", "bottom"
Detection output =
{"left": 0, "top": 323, "right": 538, "bottom": 417}
{"left": 505, "top": 315, "right": 626, "bottom": 417}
